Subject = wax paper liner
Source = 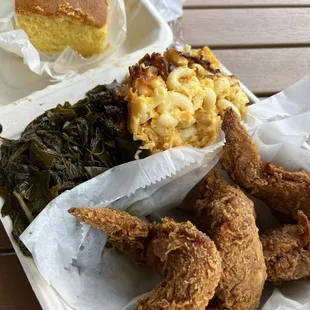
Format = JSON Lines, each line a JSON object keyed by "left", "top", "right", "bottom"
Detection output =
{"left": 0, "top": 0, "right": 186, "bottom": 81}
{"left": 19, "top": 76, "right": 310, "bottom": 310}
{"left": 149, "top": 0, "right": 185, "bottom": 23}
{"left": 148, "top": 0, "right": 186, "bottom": 50}
{"left": 0, "top": 0, "right": 126, "bottom": 80}
{"left": 19, "top": 139, "right": 223, "bottom": 310}
{"left": 123, "top": 81, "right": 310, "bottom": 310}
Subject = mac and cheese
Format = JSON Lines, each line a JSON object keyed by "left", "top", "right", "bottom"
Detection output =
{"left": 128, "top": 46, "right": 249, "bottom": 154}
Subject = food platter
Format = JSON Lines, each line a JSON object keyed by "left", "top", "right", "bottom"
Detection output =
{"left": 0, "top": 0, "right": 173, "bottom": 309}
{"left": 0, "top": 38, "right": 259, "bottom": 310}
{"left": 3, "top": 1, "right": 308, "bottom": 309}
{"left": 0, "top": 60, "right": 259, "bottom": 310}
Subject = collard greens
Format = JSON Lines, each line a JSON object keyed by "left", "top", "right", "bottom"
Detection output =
{"left": 0, "top": 83, "right": 149, "bottom": 255}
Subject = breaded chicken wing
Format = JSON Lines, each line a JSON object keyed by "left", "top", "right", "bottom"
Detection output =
{"left": 68, "top": 207, "right": 149, "bottom": 264}
{"left": 221, "top": 109, "right": 310, "bottom": 219}
{"left": 261, "top": 211, "right": 310, "bottom": 284}
{"left": 194, "top": 171, "right": 266, "bottom": 310}
{"left": 68, "top": 207, "right": 222, "bottom": 310}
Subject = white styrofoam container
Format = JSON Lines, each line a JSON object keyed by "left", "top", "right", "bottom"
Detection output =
{"left": 0, "top": 66, "right": 259, "bottom": 310}
{"left": 0, "top": 0, "right": 173, "bottom": 106}
{"left": 0, "top": 2, "right": 259, "bottom": 309}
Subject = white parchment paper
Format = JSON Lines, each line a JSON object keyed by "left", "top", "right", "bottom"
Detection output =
{"left": 0, "top": 0, "right": 127, "bottom": 80}
{"left": 19, "top": 76, "right": 310, "bottom": 310}
{"left": 149, "top": 0, "right": 186, "bottom": 50}
{"left": 149, "top": 0, "right": 185, "bottom": 23}
{"left": 20, "top": 141, "right": 224, "bottom": 310}
{"left": 0, "top": 0, "right": 185, "bottom": 82}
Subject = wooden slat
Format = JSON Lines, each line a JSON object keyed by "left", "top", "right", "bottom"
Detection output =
{"left": 0, "top": 222, "right": 13, "bottom": 253}
{"left": 183, "top": 8, "right": 310, "bottom": 47}
{"left": 0, "top": 255, "right": 41, "bottom": 310}
{"left": 185, "top": 0, "right": 310, "bottom": 7}
{"left": 212, "top": 48, "right": 310, "bottom": 95}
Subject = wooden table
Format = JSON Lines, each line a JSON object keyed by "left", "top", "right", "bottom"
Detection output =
{"left": 1, "top": 1, "right": 310, "bottom": 309}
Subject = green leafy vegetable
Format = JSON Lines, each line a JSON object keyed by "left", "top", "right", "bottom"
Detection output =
{"left": 0, "top": 83, "right": 150, "bottom": 255}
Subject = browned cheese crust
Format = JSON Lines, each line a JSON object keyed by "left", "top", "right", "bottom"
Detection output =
{"left": 221, "top": 109, "right": 310, "bottom": 220}
{"left": 194, "top": 171, "right": 266, "bottom": 310}
{"left": 68, "top": 207, "right": 222, "bottom": 310}
{"left": 15, "top": 0, "right": 108, "bottom": 27}
{"left": 261, "top": 211, "right": 310, "bottom": 284}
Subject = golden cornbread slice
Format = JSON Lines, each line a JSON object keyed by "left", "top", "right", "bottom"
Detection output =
{"left": 15, "top": 0, "right": 109, "bottom": 57}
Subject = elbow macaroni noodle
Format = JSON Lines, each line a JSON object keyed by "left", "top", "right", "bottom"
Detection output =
{"left": 128, "top": 46, "right": 249, "bottom": 154}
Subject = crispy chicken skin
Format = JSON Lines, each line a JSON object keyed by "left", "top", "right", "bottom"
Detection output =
{"left": 68, "top": 207, "right": 149, "bottom": 264}
{"left": 261, "top": 211, "right": 310, "bottom": 284}
{"left": 221, "top": 109, "right": 310, "bottom": 219}
{"left": 68, "top": 207, "right": 222, "bottom": 310}
{"left": 139, "top": 218, "right": 222, "bottom": 310}
{"left": 194, "top": 171, "right": 266, "bottom": 310}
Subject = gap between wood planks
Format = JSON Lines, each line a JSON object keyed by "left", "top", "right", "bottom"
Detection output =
{"left": 182, "top": 8, "right": 310, "bottom": 47}
{"left": 190, "top": 43, "right": 310, "bottom": 50}
{"left": 204, "top": 47, "right": 310, "bottom": 95}
{"left": 0, "top": 252, "right": 15, "bottom": 256}
{"left": 184, "top": 0, "right": 310, "bottom": 8}
{"left": 184, "top": 5, "right": 310, "bottom": 9}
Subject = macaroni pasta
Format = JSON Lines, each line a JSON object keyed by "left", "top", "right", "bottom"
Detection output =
{"left": 128, "top": 46, "right": 249, "bottom": 154}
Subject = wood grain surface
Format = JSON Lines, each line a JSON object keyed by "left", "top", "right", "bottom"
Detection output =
{"left": 185, "top": 0, "right": 310, "bottom": 7}
{"left": 0, "top": 222, "right": 13, "bottom": 253}
{"left": 0, "top": 255, "right": 42, "bottom": 310}
{"left": 0, "top": 1, "right": 308, "bottom": 309}
{"left": 212, "top": 48, "right": 310, "bottom": 95}
{"left": 183, "top": 8, "right": 310, "bottom": 47}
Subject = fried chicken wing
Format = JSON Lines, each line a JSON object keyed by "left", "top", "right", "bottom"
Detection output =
{"left": 221, "top": 109, "right": 310, "bottom": 219}
{"left": 68, "top": 207, "right": 222, "bottom": 310}
{"left": 194, "top": 171, "right": 266, "bottom": 310}
{"left": 68, "top": 207, "right": 149, "bottom": 264}
{"left": 261, "top": 211, "right": 310, "bottom": 284}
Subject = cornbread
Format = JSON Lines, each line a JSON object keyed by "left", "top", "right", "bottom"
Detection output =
{"left": 128, "top": 47, "right": 249, "bottom": 154}
{"left": 15, "top": 0, "right": 109, "bottom": 57}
